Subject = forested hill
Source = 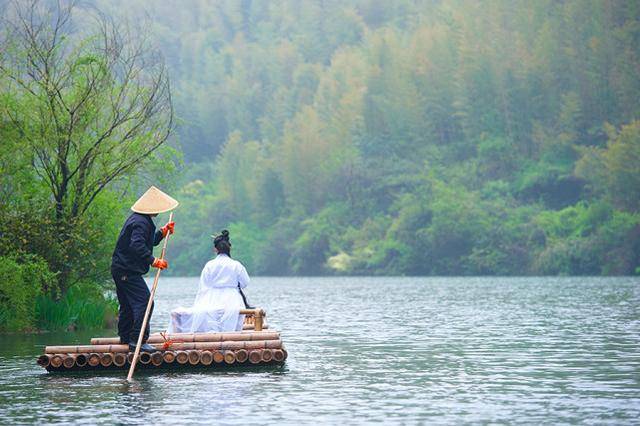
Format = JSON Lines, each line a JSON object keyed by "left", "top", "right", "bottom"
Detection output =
{"left": 111, "top": 0, "right": 640, "bottom": 276}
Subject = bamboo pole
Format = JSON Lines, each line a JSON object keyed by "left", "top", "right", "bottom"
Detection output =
{"left": 37, "top": 354, "right": 52, "bottom": 368}
{"left": 90, "top": 330, "right": 279, "bottom": 345}
{"left": 188, "top": 350, "right": 201, "bottom": 365}
{"left": 223, "top": 350, "right": 236, "bottom": 364}
{"left": 273, "top": 349, "right": 285, "bottom": 362}
{"left": 200, "top": 350, "right": 213, "bottom": 365}
{"left": 253, "top": 316, "right": 263, "bottom": 332}
{"left": 163, "top": 351, "right": 176, "bottom": 363}
{"left": 175, "top": 351, "right": 188, "bottom": 364}
{"left": 46, "top": 339, "right": 283, "bottom": 354}
{"left": 100, "top": 353, "right": 114, "bottom": 367}
{"left": 75, "top": 354, "right": 88, "bottom": 367}
{"left": 248, "top": 350, "right": 262, "bottom": 364}
{"left": 261, "top": 349, "right": 273, "bottom": 362}
{"left": 50, "top": 354, "right": 63, "bottom": 368}
{"left": 239, "top": 308, "right": 265, "bottom": 316}
{"left": 235, "top": 349, "right": 248, "bottom": 363}
{"left": 243, "top": 323, "right": 268, "bottom": 330}
{"left": 212, "top": 351, "right": 224, "bottom": 363}
{"left": 127, "top": 212, "right": 174, "bottom": 382}
{"left": 88, "top": 353, "right": 101, "bottom": 367}
{"left": 62, "top": 355, "right": 76, "bottom": 369}
{"left": 113, "top": 353, "right": 127, "bottom": 367}
{"left": 150, "top": 352, "right": 163, "bottom": 366}
{"left": 139, "top": 352, "right": 151, "bottom": 365}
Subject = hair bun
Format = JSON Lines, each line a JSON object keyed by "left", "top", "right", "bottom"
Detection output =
{"left": 221, "top": 230, "right": 229, "bottom": 239}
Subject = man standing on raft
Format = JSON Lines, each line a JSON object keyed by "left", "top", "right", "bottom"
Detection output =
{"left": 111, "top": 186, "right": 179, "bottom": 353}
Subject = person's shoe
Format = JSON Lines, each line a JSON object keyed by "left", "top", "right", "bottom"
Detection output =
{"left": 129, "top": 342, "right": 156, "bottom": 353}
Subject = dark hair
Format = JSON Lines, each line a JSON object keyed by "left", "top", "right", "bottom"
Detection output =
{"left": 214, "top": 230, "right": 231, "bottom": 255}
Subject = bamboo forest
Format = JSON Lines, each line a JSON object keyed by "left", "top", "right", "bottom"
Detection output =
{"left": 1, "top": 1, "right": 639, "bottom": 323}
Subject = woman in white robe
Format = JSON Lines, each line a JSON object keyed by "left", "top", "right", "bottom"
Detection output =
{"left": 168, "top": 230, "right": 250, "bottom": 333}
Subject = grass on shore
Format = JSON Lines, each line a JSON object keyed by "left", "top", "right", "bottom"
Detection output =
{"left": 35, "top": 285, "right": 118, "bottom": 331}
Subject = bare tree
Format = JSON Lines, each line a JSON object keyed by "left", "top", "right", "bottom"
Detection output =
{"left": 0, "top": 0, "right": 174, "bottom": 290}
{"left": 0, "top": 0, "right": 174, "bottom": 221}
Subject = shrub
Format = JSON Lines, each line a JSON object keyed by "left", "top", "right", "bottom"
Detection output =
{"left": 0, "top": 255, "right": 55, "bottom": 331}
{"left": 35, "top": 282, "right": 118, "bottom": 331}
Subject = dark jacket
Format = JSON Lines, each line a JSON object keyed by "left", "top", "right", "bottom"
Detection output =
{"left": 111, "top": 213, "right": 163, "bottom": 275}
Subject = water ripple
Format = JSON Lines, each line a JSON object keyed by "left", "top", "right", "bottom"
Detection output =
{"left": 0, "top": 276, "right": 639, "bottom": 424}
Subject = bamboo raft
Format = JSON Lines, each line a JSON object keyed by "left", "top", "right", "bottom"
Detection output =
{"left": 37, "top": 309, "right": 288, "bottom": 373}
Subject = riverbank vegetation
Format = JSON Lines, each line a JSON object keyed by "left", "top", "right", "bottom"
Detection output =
{"left": 0, "top": 1, "right": 174, "bottom": 331}
{"left": 1, "top": 1, "right": 639, "bottom": 331}
{"left": 116, "top": 0, "right": 638, "bottom": 276}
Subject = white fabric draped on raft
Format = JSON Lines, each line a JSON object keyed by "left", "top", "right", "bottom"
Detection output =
{"left": 168, "top": 254, "right": 250, "bottom": 333}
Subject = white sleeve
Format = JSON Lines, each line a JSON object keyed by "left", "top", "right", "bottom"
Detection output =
{"left": 193, "top": 263, "right": 209, "bottom": 303}
{"left": 237, "top": 262, "right": 250, "bottom": 289}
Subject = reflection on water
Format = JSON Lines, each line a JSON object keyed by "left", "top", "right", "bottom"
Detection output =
{"left": 1, "top": 277, "right": 639, "bottom": 424}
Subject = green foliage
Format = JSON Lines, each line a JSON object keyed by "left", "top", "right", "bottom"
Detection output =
{"left": 4, "top": 0, "right": 640, "bottom": 281}
{"left": 577, "top": 121, "right": 640, "bottom": 211}
{"left": 227, "top": 222, "right": 267, "bottom": 273}
{"left": 35, "top": 283, "right": 118, "bottom": 331}
{"left": 0, "top": 190, "right": 126, "bottom": 295}
{"left": 533, "top": 203, "right": 640, "bottom": 275}
{"left": 0, "top": 255, "right": 54, "bottom": 331}
{"left": 156, "top": 0, "right": 640, "bottom": 277}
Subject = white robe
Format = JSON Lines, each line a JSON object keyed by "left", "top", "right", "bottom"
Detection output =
{"left": 168, "top": 254, "right": 250, "bottom": 333}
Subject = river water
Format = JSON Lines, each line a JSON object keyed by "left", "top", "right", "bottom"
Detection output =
{"left": 0, "top": 277, "right": 639, "bottom": 424}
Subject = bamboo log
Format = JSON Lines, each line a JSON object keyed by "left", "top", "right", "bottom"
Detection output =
{"left": 282, "top": 348, "right": 288, "bottom": 361}
{"left": 163, "top": 351, "right": 176, "bottom": 363}
{"left": 37, "top": 354, "right": 52, "bottom": 368}
{"left": 175, "top": 351, "right": 188, "bottom": 364}
{"left": 248, "top": 350, "right": 262, "bottom": 364}
{"left": 261, "top": 349, "right": 273, "bottom": 362}
{"left": 75, "top": 354, "right": 88, "bottom": 367}
{"left": 253, "top": 316, "right": 263, "bottom": 332}
{"left": 113, "top": 353, "right": 127, "bottom": 367}
{"left": 235, "top": 349, "right": 248, "bottom": 363}
{"left": 242, "top": 323, "right": 268, "bottom": 330}
{"left": 46, "top": 339, "right": 283, "bottom": 354}
{"left": 239, "top": 308, "right": 266, "bottom": 316}
{"left": 200, "top": 350, "right": 213, "bottom": 366}
{"left": 223, "top": 350, "right": 236, "bottom": 364}
{"left": 138, "top": 352, "right": 151, "bottom": 365}
{"left": 273, "top": 349, "right": 285, "bottom": 362}
{"left": 150, "top": 352, "right": 163, "bottom": 366}
{"left": 127, "top": 353, "right": 135, "bottom": 364}
{"left": 90, "top": 331, "right": 279, "bottom": 345}
{"left": 62, "top": 355, "right": 76, "bottom": 369}
{"left": 212, "top": 351, "right": 224, "bottom": 363}
{"left": 88, "top": 353, "right": 101, "bottom": 367}
{"left": 50, "top": 354, "right": 63, "bottom": 368}
{"left": 188, "top": 350, "right": 201, "bottom": 365}
{"left": 100, "top": 353, "right": 114, "bottom": 367}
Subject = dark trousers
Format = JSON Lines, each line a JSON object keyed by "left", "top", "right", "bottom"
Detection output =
{"left": 111, "top": 269, "right": 154, "bottom": 345}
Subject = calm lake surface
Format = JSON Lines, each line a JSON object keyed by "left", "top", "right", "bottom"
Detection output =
{"left": 1, "top": 277, "right": 639, "bottom": 424}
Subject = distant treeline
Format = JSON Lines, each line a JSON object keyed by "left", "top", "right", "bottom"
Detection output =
{"left": 3, "top": 0, "right": 640, "bottom": 299}
{"left": 130, "top": 0, "right": 636, "bottom": 276}
{"left": 102, "top": 0, "right": 638, "bottom": 276}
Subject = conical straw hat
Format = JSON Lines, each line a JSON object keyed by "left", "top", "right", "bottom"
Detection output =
{"left": 131, "top": 186, "right": 179, "bottom": 214}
